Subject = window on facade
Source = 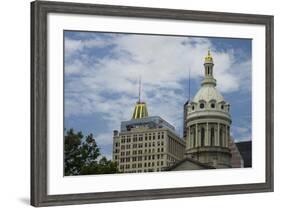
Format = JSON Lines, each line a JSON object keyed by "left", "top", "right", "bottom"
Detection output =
{"left": 192, "top": 105, "right": 195, "bottom": 110}
{"left": 220, "top": 127, "right": 223, "bottom": 146}
{"left": 200, "top": 103, "right": 205, "bottom": 109}
{"left": 211, "top": 127, "right": 215, "bottom": 146}
{"left": 221, "top": 105, "right": 224, "bottom": 110}
{"left": 193, "top": 129, "right": 196, "bottom": 147}
{"left": 201, "top": 127, "right": 205, "bottom": 147}
{"left": 211, "top": 103, "right": 215, "bottom": 108}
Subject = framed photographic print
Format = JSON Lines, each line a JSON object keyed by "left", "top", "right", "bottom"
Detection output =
{"left": 31, "top": 0, "right": 274, "bottom": 207}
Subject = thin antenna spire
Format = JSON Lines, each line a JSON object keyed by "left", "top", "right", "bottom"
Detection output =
{"left": 188, "top": 68, "right": 191, "bottom": 101}
{"left": 138, "top": 76, "right": 141, "bottom": 103}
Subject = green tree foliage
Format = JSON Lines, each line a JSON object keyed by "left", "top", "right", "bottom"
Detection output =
{"left": 64, "top": 128, "right": 118, "bottom": 176}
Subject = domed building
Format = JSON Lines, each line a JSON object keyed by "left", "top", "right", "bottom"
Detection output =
{"left": 167, "top": 50, "right": 237, "bottom": 171}
{"left": 184, "top": 50, "right": 232, "bottom": 168}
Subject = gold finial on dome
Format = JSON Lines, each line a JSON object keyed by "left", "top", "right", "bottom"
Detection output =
{"left": 205, "top": 48, "right": 213, "bottom": 62}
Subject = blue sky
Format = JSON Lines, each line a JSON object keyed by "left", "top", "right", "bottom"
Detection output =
{"left": 64, "top": 31, "right": 252, "bottom": 159}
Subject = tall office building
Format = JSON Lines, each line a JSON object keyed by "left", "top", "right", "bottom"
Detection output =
{"left": 112, "top": 82, "right": 185, "bottom": 173}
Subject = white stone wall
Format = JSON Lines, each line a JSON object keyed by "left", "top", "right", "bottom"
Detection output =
{"left": 112, "top": 128, "right": 185, "bottom": 173}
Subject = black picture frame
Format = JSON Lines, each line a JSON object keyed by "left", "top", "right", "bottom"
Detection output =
{"left": 31, "top": 0, "right": 274, "bottom": 207}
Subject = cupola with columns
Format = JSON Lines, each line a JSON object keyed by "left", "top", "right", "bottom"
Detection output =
{"left": 185, "top": 49, "right": 232, "bottom": 168}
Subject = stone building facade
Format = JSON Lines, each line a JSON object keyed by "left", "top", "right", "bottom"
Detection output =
{"left": 112, "top": 98, "right": 185, "bottom": 173}
{"left": 184, "top": 50, "right": 232, "bottom": 168}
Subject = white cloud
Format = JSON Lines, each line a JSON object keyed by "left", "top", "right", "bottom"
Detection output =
{"left": 64, "top": 33, "right": 251, "bottom": 145}
{"left": 232, "top": 125, "right": 252, "bottom": 142}
{"left": 94, "top": 132, "right": 114, "bottom": 146}
{"left": 64, "top": 37, "right": 111, "bottom": 60}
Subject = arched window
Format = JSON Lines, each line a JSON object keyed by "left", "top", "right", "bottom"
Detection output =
{"left": 211, "top": 103, "right": 215, "bottom": 108}
{"left": 201, "top": 127, "right": 205, "bottom": 147}
{"left": 221, "top": 105, "right": 224, "bottom": 110}
{"left": 200, "top": 103, "right": 205, "bottom": 109}
{"left": 193, "top": 128, "right": 196, "bottom": 147}
{"left": 219, "top": 127, "right": 223, "bottom": 146}
{"left": 192, "top": 105, "right": 195, "bottom": 110}
{"left": 210, "top": 127, "right": 215, "bottom": 146}
{"left": 190, "top": 129, "right": 193, "bottom": 148}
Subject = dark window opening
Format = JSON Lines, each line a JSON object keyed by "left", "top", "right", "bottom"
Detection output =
{"left": 211, "top": 103, "right": 215, "bottom": 108}
{"left": 211, "top": 128, "right": 215, "bottom": 146}
{"left": 192, "top": 129, "right": 196, "bottom": 147}
{"left": 200, "top": 103, "right": 204, "bottom": 109}
{"left": 201, "top": 128, "right": 205, "bottom": 147}
{"left": 219, "top": 127, "right": 223, "bottom": 146}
